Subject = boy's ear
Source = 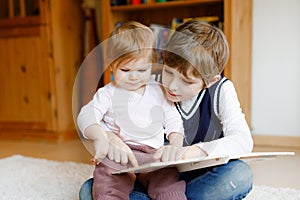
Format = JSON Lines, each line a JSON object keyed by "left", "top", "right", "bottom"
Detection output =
{"left": 206, "top": 75, "right": 221, "bottom": 88}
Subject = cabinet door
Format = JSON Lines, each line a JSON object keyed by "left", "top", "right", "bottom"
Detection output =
{"left": 0, "top": 35, "right": 53, "bottom": 131}
{"left": 0, "top": 0, "right": 55, "bottom": 133}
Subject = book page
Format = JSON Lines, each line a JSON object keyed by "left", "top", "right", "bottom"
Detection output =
{"left": 112, "top": 152, "right": 295, "bottom": 174}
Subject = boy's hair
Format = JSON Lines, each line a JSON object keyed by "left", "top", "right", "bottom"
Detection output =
{"left": 106, "top": 21, "right": 157, "bottom": 69}
{"left": 164, "top": 19, "right": 229, "bottom": 86}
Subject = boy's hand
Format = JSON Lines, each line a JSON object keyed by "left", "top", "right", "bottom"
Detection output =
{"left": 107, "top": 133, "right": 139, "bottom": 167}
{"left": 180, "top": 145, "right": 207, "bottom": 159}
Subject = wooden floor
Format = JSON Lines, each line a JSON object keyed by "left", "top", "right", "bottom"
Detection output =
{"left": 0, "top": 138, "right": 300, "bottom": 189}
{"left": 250, "top": 145, "right": 300, "bottom": 189}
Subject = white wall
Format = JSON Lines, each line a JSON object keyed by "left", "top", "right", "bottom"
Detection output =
{"left": 251, "top": 0, "right": 300, "bottom": 136}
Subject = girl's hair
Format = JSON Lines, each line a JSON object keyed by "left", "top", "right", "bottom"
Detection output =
{"left": 106, "top": 21, "right": 157, "bottom": 69}
{"left": 164, "top": 19, "right": 229, "bottom": 86}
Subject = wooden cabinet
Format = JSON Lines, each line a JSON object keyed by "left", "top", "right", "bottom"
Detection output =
{"left": 98, "top": 0, "right": 252, "bottom": 123}
{"left": 0, "top": 0, "right": 83, "bottom": 141}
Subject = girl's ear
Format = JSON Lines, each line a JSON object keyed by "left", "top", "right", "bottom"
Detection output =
{"left": 206, "top": 75, "right": 221, "bottom": 88}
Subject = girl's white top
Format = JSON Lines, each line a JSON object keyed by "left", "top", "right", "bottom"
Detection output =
{"left": 77, "top": 80, "right": 184, "bottom": 149}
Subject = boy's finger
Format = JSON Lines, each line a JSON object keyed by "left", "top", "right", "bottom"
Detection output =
{"left": 175, "top": 149, "right": 185, "bottom": 160}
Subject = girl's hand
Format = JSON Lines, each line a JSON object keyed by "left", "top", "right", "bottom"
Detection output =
{"left": 153, "top": 132, "right": 186, "bottom": 162}
{"left": 153, "top": 145, "right": 207, "bottom": 162}
{"left": 91, "top": 137, "right": 109, "bottom": 165}
{"left": 84, "top": 125, "right": 109, "bottom": 165}
{"left": 107, "top": 133, "right": 138, "bottom": 167}
{"left": 153, "top": 145, "right": 183, "bottom": 162}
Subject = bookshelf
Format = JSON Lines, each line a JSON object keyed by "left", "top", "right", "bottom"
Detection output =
{"left": 98, "top": 0, "right": 252, "bottom": 124}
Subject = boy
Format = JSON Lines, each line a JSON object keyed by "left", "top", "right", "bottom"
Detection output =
{"left": 79, "top": 19, "right": 253, "bottom": 200}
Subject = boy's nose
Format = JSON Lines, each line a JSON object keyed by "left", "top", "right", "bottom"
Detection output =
{"left": 168, "top": 79, "right": 178, "bottom": 91}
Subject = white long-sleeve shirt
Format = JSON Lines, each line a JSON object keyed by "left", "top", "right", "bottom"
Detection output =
{"left": 178, "top": 78, "right": 253, "bottom": 157}
{"left": 77, "top": 81, "right": 184, "bottom": 149}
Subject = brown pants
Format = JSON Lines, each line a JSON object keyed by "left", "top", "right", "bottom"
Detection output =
{"left": 92, "top": 145, "right": 187, "bottom": 200}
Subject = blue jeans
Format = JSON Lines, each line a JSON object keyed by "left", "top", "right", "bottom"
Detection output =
{"left": 79, "top": 160, "right": 253, "bottom": 200}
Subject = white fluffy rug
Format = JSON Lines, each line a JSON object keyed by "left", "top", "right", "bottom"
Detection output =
{"left": 246, "top": 186, "right": 300, "bottom": 200}
{"left": 0, "top": 155, "right": 300, "bottom": 200}
{"left": 0, "top": 155, "right": 94, "bottom": 200}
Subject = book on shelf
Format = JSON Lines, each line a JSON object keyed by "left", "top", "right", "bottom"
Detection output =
{"left": 111, "top": 0, "right": 161, "bottom": 6}
{"left": 183, "top": 16, "right": 220, "bottom": 23}
{"left": 150, "top": 23, "right": 172, "bottom": 63}
{"left": 149, "top": 16, "right": 223, "bottom": 64}
{"left": 112, "top": 151, "right": 295, "bottom": 174}
{"left": 108, "top": 15, "right": 223, "bottom": 81}
{"left": 183, "top": 16, "right": 223, "bottom": 30}
{"left": 170, "top": 17, "right": 183, "bottom": 30}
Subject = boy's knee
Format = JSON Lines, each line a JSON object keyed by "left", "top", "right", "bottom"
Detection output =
{"left": 230, "top": 160, "right": 253, "bottom": 185}
{"left": 79, "top": 178, "right": 93, "bottom": 200}
{"left": 186, "top": 160, "right": 253, "bottom": 200}
{"left": 220, "top": 160, "right": 253, "bottom": 200}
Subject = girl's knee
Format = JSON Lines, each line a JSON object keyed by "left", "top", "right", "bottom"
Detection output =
{"left": 93, "top": 164, "right": 136, "bottom": 200}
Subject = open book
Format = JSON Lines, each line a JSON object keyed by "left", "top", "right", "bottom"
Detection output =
{"left": 112, "top": 152, "right": 295, "bottom": 174}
